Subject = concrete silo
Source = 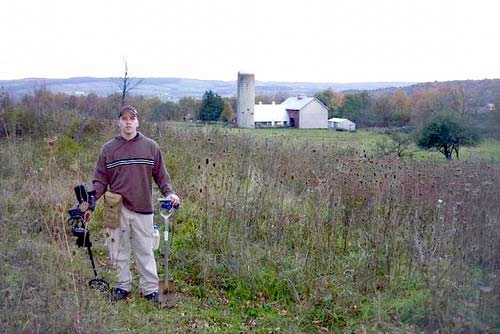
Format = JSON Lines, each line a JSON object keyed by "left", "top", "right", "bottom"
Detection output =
{"left": 237, "top": 71, "right": 255, "bottom": 128}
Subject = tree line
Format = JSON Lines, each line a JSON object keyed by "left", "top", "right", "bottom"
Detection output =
{"left": 1, "top": 85, "right": 499, "bottom": 143}
{"left": 0, "top": 87, "right": 240, "bottom": 138}
{"left": 314, "top": 86, "right": 500, "bottom": 129}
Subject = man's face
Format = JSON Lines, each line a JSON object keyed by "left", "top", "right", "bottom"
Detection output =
{"left": 118, "top": 110, "right": 139, "bottom": 137}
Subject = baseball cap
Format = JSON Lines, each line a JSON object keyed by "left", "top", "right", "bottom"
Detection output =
{"left": 119, "top": 105, "right": 138, "bottom": 118}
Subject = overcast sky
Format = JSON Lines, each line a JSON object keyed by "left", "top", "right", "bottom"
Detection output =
{"left": 1, "top": 0, "right": 499, "bottom": 83}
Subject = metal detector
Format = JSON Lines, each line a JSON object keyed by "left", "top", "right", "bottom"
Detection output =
{"left": 67, "top": 184, "right": 110, "bottom": 292}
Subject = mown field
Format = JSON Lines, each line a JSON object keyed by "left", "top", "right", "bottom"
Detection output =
{"left": 1, "top": 122, "right": 499, "bottom": 333}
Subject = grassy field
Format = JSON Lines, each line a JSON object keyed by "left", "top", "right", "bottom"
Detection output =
{"left": 1, "top": 122, "right": 499, "bottom": 333}
{"left": 411, "top": 138, "right": 500, "bottom": 162}
{"left": 183, "top": 123, "right": 500, "bottom": 162}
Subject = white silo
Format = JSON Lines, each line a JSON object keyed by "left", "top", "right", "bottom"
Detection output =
{"left": 237, "top": 71, "right": 255, "bottom": 128}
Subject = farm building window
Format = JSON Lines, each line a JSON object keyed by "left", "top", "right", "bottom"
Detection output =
{"left": 255, "top": 121, "right": 273, "bottom": 128}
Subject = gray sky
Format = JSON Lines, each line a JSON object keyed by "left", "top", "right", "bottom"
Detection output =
{"left": 2, "top": 0, "right": 499, "bottom": 83}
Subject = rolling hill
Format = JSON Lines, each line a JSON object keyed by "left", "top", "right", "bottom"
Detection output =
{"left": 0, "top": 77, "right": 414, "bottom": 101}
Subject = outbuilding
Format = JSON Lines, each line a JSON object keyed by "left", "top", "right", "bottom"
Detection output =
{"left": 328, "top": 118, "right": 356, "bottom": 131}
{"left": 253, "top": 96, "right": 328, "bottom": 129}
{"left": 254, "top": 102, "right": 290, "bottom": 127}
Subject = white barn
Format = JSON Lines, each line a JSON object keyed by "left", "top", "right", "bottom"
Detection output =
{"left": 253, "top": 96, "right": 328, "bottom": 129}
{"left": 254, "top": 102, "right": 290, "bottom": 127}
{"left": 328, "top": 118, "right": 356, "bottom": 131}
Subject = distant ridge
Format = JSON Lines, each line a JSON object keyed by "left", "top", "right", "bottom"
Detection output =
{"left": 0, "top": 76, "right": 414, "bottom": 101}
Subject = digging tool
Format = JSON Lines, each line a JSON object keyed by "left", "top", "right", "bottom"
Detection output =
{"left": 158, "top": 198, "right": 180, "bottom": 308}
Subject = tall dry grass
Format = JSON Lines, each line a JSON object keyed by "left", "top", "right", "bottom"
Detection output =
{"left": 1, "top": 121, "right": 499, "bottom": 333}
{"left": 0, "top": 135, "right": 121, "bottom": 334}
{"left": 155, "top": 123, "right": 500, "bottom": 332}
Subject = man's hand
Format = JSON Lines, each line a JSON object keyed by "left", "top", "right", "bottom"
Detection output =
{"left": 78, "top": 202, "right": 92, "bottom": 223}
{"left": 79, "top": 202, "right": 89, "bottom": 212}
{"left": 83, "top": 210, "right": 92, "bottom": 223}
{"left": 166, "top": 193, "right": 181, "bottom": 207}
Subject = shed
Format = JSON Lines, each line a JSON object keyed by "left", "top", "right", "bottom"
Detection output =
{"left": 328, "top": 118, "right": 356, "bottom": 131}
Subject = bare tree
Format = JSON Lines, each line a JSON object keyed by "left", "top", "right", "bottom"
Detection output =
{"left": 117, "top": 59, "right": 143, "bottom": 107}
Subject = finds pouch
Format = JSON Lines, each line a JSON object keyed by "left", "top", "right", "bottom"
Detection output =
{"left": 103, "top": 191, "right": 122, "bottom": 229}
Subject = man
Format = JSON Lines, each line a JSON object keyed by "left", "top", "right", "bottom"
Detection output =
{"left": 91, "top": 104, "right": 180, "bottom": 303}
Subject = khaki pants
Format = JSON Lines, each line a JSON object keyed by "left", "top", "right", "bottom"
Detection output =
{"left": 106, "top": 205, "right": 159, "bottom": 295}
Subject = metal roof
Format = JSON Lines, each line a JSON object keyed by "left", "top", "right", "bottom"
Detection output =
{"left": 281, "top": 96, "right": 315, "bottom": 110}
{"left": 329, "top": 117, "right": 354, "bottom": 123}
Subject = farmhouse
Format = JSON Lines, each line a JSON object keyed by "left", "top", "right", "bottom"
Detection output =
{"left": 253, "top": 96, "right": 328, "bottom": 129}
{"left": 328, "top": 117, "right": 356, "bottom": 131}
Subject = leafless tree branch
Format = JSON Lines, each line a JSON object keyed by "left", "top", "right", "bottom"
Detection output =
{"left": 115, "top": 59, "right": 143, "bottom": 107}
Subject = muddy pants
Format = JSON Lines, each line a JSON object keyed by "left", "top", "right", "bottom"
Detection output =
{"left": 106, "top": 205, "right": 159, "bottom": 295}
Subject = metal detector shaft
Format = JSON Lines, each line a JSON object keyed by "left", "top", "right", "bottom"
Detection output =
{"left": 87, "top": 245, "right": 99, "bottom": 278}
{"left": 85, "top": 233, "right": 110, "bottom": 292}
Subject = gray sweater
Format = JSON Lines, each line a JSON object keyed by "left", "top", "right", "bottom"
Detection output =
{"left": 93, "top": 132, "right": 174, "bottom": 214}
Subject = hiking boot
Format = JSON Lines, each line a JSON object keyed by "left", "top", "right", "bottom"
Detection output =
{"left": 111, "top": 288, "right": 129, "bottom": 302}
{"left": 143, "top": 291, "right": 159, "bottom": 305}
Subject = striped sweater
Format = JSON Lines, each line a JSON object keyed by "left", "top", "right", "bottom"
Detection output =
{"left": 92, "top": 132, "right": 174, "bottom": 214}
